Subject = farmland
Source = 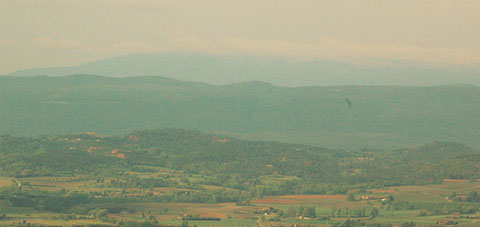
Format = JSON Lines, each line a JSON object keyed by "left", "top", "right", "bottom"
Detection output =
{"left": 1, "top": 129, "right": 480, "bottom": 226}
{"left": 1, "top": 175, "right": 480, "bottom": 226}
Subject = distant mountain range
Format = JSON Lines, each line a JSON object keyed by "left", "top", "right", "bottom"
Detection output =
{"left": 1, "top": 75, "right": 479, "bottom": 149}
{"left": 4, "top": 52, "right": 480, "bottom": 87}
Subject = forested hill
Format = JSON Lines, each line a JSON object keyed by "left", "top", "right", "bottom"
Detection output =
{"left": 1, "top": 75, "right": 480, "bottom": 149}
{"left": 0, "top": 129, "right": 479, "bottom": 189}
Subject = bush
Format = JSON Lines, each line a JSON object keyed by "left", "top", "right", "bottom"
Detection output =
{"left": 346, "top": 192, "right": 356, "bottom": 201}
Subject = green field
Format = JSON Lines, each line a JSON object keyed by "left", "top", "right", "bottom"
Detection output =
{"left": 2, "top": 172, "right": 480, "bottom": 226}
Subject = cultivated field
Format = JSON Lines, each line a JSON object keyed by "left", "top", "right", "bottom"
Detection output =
{"left": 1, "top": 174, "right": 480, "bottom": 226}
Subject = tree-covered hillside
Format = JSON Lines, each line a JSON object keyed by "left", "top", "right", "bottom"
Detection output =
{"left": 1, "top": 129, "right": 479, "bottom": 190}
{"left": 1, "top": 75, "right": 479, "bottom": 149}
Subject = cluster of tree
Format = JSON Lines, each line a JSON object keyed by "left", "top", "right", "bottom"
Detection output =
{"left": 181, "top": 214, "right": 221, "bottom": 221}
{"left": 331, "top": 207, "right": 368, "bottom": 218}
{"left": 88, "top": 208, "right": 109, "bottom": 219}
{"left": 448, "top": 191, "right": 480, "bottom": 202}
{"left": 108, "top": 176, "right": 178, "bottom": 189}
{"left": 389, "top": 201, "right": 480, "bottom": 215}
{"left": 284, "top": 206, "right": 317, "bottom": 218}
{"left": 118, "top": 220, "right": 165, "bottom": 227}
{"left": 332, "top": 219, "right": 364, "bottom": 227}
{"left": 0, "top": 185, "right": 89, "bottom": 212}
{"left": 467, "top": 191, "right": 480, "bottom": 202}
{"left": 151, "top": 189, "right": 249, "bottom": 203}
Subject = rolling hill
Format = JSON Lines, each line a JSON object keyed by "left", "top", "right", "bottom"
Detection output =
{"left": 1, "top": 128, "right": 478, "bottom": 183}
{"left": 1, "top": 75, "right": 479, "bottom": 149}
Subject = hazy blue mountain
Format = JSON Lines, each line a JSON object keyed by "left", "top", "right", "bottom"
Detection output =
{"left": 5, "top": 52, "right": 480, "bottom": 87}
{"left": 1, "top": 75, "right": 479, "bottom": 149}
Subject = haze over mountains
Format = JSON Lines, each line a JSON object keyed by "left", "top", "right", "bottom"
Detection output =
{"left": 5, "top": 52, "right": 480, "bottom": 87}
{"left": 1, "top": 74, "right": 479, "bottom": 149}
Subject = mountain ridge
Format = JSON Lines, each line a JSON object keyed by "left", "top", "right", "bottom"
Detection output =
{"left": 4, "top": 52, "right": 480, "bottom": 87}
{"left": 1, "top": 75, "right": 479, "bottom": 149}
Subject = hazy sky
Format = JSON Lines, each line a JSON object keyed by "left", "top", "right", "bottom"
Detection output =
{"left": 1, "top": 0, "right": 479, "bottom": 74}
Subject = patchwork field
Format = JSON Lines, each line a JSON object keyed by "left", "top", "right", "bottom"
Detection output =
{"left": 1, "top": 174, "right": 480, "bottom": 226}
{"left": 253, "top": 195, "right": 348, "bottom": 207}
{"left": 390, "top": 180, "right": 480, "bottom": 203}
